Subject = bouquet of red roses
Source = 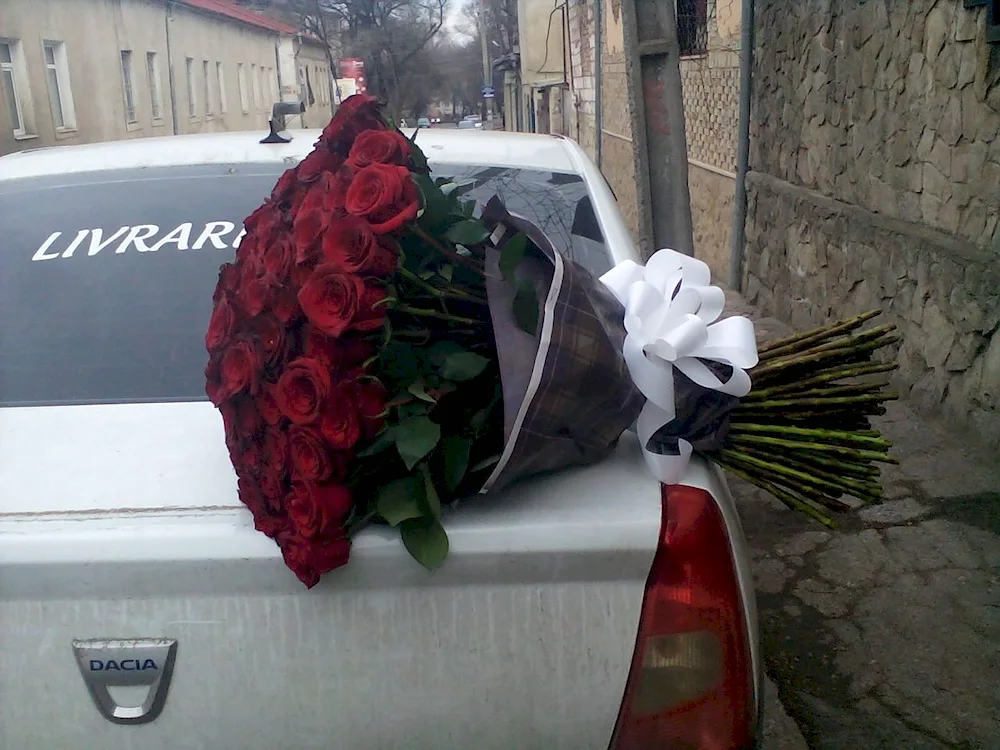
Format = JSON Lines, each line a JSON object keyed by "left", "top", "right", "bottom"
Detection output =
{"left": 204, "top": 96, "right": 642, "bottom": 587}
{"left": 206, "top": 95, "right": 899, "bottom": 588}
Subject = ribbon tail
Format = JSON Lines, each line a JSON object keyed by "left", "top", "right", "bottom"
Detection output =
{"left": 637, "top": 401, "right": 693, "bottom": 484}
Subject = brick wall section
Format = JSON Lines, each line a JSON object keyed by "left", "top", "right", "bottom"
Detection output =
{"left": 566, "top": 0, "right": 597, "bottom": 159}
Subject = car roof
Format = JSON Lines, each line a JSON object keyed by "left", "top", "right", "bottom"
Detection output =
{"left": 0, "top": 128, "right": 581, "bottom": 181}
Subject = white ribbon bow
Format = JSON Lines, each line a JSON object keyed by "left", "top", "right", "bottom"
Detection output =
{"left": 600, "top": 248, "right": 759, "bottom": 484}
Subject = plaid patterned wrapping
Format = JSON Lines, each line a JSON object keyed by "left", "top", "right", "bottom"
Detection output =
{"left": 478, "top": 198, "right": 646, "bottom": 495}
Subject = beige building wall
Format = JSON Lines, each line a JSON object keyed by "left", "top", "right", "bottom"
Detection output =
{"left": 295, "top": 41, "right": 334, "bottom": 129}
{"left": 679, "top": 0, "right": 742, "bottom": 281}
{"left": 0, "top": 0, "right": 334, "bottom": 155}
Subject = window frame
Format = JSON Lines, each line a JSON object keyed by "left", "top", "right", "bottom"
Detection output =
{"left": 250, "top": 62, "right": 259, "bottom": 112}
{"left": 676, "top": 0, "right": 709, "bottom": 58}
{"left": 120, "top": 49, "right": 138, "bottom": 126}
{"left": 185, "top": 57, "right": 196, "bottom": 119}
{"left": 216, "top": 61, "right": 227, "bottom": 114}
{"left": 237, "top": 62, "right": 249, "bottom": 113}
{"left": 146, "top": 51, "right": 163, "bottom": 122}
{"left": 1, "top": 38, "right": 33, "bottom": 139}
{"left": 202, "top": 59, "right": 212, "bottom": 117}
{"left": 41, "top": 40, "right": 76, "bottom": 132}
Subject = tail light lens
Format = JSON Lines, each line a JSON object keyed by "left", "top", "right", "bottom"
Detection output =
{"left": 609, "top": 484, "right": 756, "bottom": 750}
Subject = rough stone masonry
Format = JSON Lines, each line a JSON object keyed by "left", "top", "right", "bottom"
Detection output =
{"left": 744, "top": 0, "right": 1000, "bottom": 452}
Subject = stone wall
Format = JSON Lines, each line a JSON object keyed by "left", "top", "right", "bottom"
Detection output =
{"left": 690, "top": 164, "right": 735, "bottom": 279}
{"left": 746, "top": 0, "right": 1000, "bottom": 451}
{"left": 751, "top": 0, "right": 1000, "bottom": 248}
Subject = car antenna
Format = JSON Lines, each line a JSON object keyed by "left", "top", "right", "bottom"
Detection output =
{"left": 261, "top": 100, "right": 306, "bottom": 144}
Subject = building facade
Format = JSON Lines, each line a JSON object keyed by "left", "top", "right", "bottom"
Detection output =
{"left": 0, "top": 0, "right": 333, "bottom": 155}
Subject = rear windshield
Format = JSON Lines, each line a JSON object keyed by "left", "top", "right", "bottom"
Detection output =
{"left": 0, "top": 161, "right": 609, "bottom": 406}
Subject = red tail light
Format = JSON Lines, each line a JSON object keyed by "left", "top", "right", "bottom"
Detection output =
{"left": 609, "top": 484, "right": 756, "bottom": 750}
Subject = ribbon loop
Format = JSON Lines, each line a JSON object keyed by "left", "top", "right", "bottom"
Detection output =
{"left": 600, "top": 248, "right": 759, "bottom": 484}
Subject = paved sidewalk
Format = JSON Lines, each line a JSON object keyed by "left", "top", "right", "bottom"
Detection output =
{"left": 724, "top": 291, "right": 1000, "bottom": 749}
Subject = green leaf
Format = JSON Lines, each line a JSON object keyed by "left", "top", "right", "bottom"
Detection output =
{"left": 419, "top": 464, "right": 442, "bottom": 517}
{"left": 398, "top": 401, "right": 430, "bottom": 419}
{"left": 440, "top": 181, "right": 460, "bottom": 196}
{"left": 377, "top": 477, "right": 425, "bottom": 527}
{"left": 440, "top": 436, "right": 472, "bottom": 491}
{"left": 470, "top": 454, "right": 502, "bottom": 473}
{"left": 513, "top": 279, "right": 540, "bottom": 336}
{"left": 357, "top": 427, "right": 395, "bottom": 458}
{"left": 427, "top": 340, "right": 466, "bottom": 367}
{"left": 400, "top": 517, "right": 449, "bottom": 571}
{"left": 499, "top": 232, "right": 528, "bottom": 280}
{"left": 462, "top": 199, "right": 477, "bottom": 217}
{"left": 412, "top": 173, "right": 450, "bottom": 228}
{"left": 438, "top": 263, "right": 453, "bottom": 282}
{"left": 445, "top": 219, "right": 491, "bottom": 246}
{"left": 441, "top": 351, "right": 490, "bottom": 382}
{"left": 381, "top": 342, "right": 421, "bottom": 382}
{"left": 408, "top": 381, "right": 437, "bottom": 404}
{"left": 395, "top": 416, "right": 441, "bottom": 470}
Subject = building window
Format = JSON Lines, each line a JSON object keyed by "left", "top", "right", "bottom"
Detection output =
{"left": 1, "top": 39, "right": 31, "bottom": 137}
{"left": 146, "top": 52, "right": 163, "bottom": 120}
{"left": 250, "top": 63, "right": 259, "bottom": 110}
{"left": 237, "top": 63, "right": 249, "bottom": 113}
{"left": 203, "top": 59, "right": 212, "bottom": 116}
{"left": 676, "top": 0, "right": 708, "bottom": 57}
{"left": 185, "top": 57, "right": 196, "bottom": 118}
{"left": 42, "top": 40, "right": 76, "bottom": 130}
{"left": 216, "top": 61, "right": 227, "bottom": 113}
{"left": 120, "top": 50, "right": 137, "bottom": 124}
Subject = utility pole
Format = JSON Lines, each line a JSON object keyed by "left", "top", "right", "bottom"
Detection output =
{"left": 478, "top": 0, "right": 493, "bottom": 124}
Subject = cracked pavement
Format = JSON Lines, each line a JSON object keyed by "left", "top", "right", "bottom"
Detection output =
{"left": 725, "top": 296, "right": 1000, "bottom": 750}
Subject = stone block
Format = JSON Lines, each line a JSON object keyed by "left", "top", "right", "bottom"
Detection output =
{"left": 932, "top": 42, "right": 958, "bottom": 90}
{"left": 923, "top": 3, "right": 951, "bottom": 63}
{"left": 945, "top": 332, "right": 987, "bottom": 372}
{"left": 908, "top": 367, "right": 948, "bottom": 413}
{"left": 951, "top": 139, "right": 988, "bottom": 183}
{"left": 920, "top": 302, "right": 957, "bottom": 369}
{"left": 921, "top": 162, "right": 950, "bottom": 203}
{"left": 957, "top": 43, "right": 978, "bottom": 89}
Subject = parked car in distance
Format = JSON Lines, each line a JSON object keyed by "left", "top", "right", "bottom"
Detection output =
{"left": 0, "top": 127, "right": 763, "bottom": 750}
{"left": 417, "top": 117, "right": 431, "bottom": 128}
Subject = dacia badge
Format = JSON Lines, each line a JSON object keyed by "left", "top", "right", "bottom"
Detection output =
{"left": 72, "top": 638, "right": 177, "bottom": 724}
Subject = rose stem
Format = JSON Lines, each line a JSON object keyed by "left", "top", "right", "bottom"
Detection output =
{"left": 397, "top": 266, "right": 488, "bottom": 305}
{"left": 722, "top": 434, "right": 897, "bottom": 463}
{"left": 725, "top": 423, "right": 892, "bottom": 450}
{"left": 412, "top": 226, "right": 485, "bottom": 274}
{"left": 392, "top": 303, "right": 481, "bottom": 326}
{"left": 712, "top": 457, "right": 836, "bottom": 527}
{"left": 758, "top": 310, "right": 882, "bottom": 359}
{"left": 745, "top": 363, "right": 898, "bottom": 398}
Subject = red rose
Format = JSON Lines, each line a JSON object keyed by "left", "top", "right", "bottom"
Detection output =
{"left": 231, "top": 397, "right": 263, "bottom": 442}
{"left": 263, "top": 236, "right": 295, "bottom": 284}
{"left": 205, "top": 356, "right": 225, "bottom": 406}
{"left": 213, "top": 263, "right": 242, "bottom": 303}
{"left": 271, "top": 287, "right": 301, "bottom": 324}
{"left": 318, "top": 384, "right": 361, "bottom": 450}
{"left": 297, "top": 265, "right": 364, "bottom": 337}
{"left": 353, "top": 378, "right": 388, "bottom": 438}
{"left": 292, "top": 198, "right": 330, "bottom": 256}
{"left": 253, "top": 508, "right": 289, "bottom": 539}
{"left": 219, "top": 337, "right": 264, "bottom": 398}
{"left": 353, "top": 284, "right": 389, "bottom": 332}
{"left": 241, "top": 274, "right": 276, "bottom": 317}
{"left": 344, "top": 163, "right": 420, "bottom": 234}
{"left": 275, "top": 357, "right": 331, "bottom": 424}
{"left": 205, "top": 295, "right": 237, "bottom": 353}
{"left": 257, "top": 463, "right": 288, "bottom": 509}
{"left": 321, "top": 216, "right": 397, "bottom": 276}
{"left": 321, "top": 94, "right": 383, "bottom": 153}
{"left": 243, "top": 203, "right": 282, "bottom": 252}
{"left": 238, "top": 439, "right": 265, "bottom": 477}
{"left": 258, "top": 381, "right": 284, "bottom": 426}
{"left": 277, "top": 531, "right": 352, "bottom": 588}
{"left": 289, "top": 425, "right": 334, "bottom": 481}
{"left": 347, "top": 129, "right": 413, "bottom": 169}
{"left": 304, "top": 329, "right": 374, "bottom": 371}
{"left": 286, "top": 481, "right": 353, "bottom": 538}
{"left": 271, "top": 167, "right": 298, "bottom": 203}
{"left": 263, "top": 426, "right": 290, "bottom": 475}
{"left": 297, "top": 147, "right": 343, "bottom": 183}
{"left": 238, "top": 475, "right": 268, "bottom": 515}
{"left": 250, "top": 314, "right": 284, "bottom": 365}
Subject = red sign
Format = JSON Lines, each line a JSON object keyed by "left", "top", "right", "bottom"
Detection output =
{"left": 338, "top": 57, "right": 367, "bottom": 94}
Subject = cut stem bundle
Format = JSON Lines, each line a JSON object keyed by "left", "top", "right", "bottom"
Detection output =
{"left": 703, "top": 310, "right": 899, "bottom": 527}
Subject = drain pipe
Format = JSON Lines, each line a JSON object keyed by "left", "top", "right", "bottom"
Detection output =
{"left": 164, "top": 1, "right": 179, "bottom": 135}
{"left": 728, "top": 0, "right": 755, "bottom": 290}
{"left": 593, "top": 0, "right": 603, "bottom": 169}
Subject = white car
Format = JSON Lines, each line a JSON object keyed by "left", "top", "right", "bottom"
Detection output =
{"left": 0, "top": 128, "right": 762, "bottom": 750}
